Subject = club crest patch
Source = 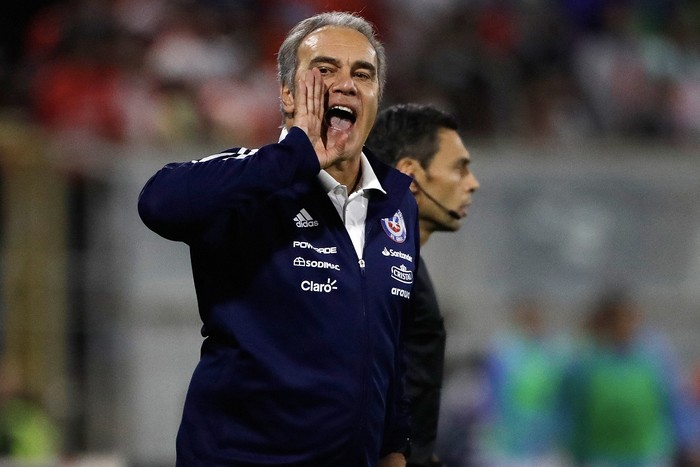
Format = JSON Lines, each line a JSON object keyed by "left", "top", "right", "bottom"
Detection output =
{"left": 381, "top": 210, "right": 407, "bottom": 243}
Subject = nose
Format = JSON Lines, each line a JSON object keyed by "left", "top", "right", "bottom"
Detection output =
{"left": 329, "top": 70, "right": 356, "bottom": 95}
{"left": 466, "top": 173, "right": 480, "bottom": 193}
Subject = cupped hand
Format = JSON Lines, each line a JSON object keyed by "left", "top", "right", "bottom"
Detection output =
{"left": 293, "top": 68, "right": 348, "bottom": 169}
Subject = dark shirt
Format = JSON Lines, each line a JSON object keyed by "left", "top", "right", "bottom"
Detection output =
{"left": 405, "top": 256, "right": 447, "bottom": 466}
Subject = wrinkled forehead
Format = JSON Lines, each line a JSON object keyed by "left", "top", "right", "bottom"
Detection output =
{"left": 298, "top": 26, "right": 378, "bottom": 66}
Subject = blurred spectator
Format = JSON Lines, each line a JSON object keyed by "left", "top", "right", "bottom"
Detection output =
{"left": 7, "top": 0, "right": 699, "bottom": 146}
{"left": 561, "top": 289, "right": 695, "bottom": 466}
{"left": 29, "top": 12, "right": 126, "bottom": 142}
{"left": 480, "top": 297, "right": 571, "bottom": 466}
{"left": 145, "top": 3, "right": 243, "bottom": 85}
{"left": 436, "top": 354, "right": 492, "bottom": 467}
{"left": 0, "top": 358, "right": 60, "bottom": 462}
{"left": 675, "top": 362, "right": 700, "bottom": 466}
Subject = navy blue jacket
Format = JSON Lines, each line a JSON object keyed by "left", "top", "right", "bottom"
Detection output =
{"left": 138, "top": 127, "right": 419, "bottom": 466}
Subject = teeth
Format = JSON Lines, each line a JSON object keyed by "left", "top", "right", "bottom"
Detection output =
{"left": 325, "top": 105, "right": 356, "bottom": 128}
{"left": 331, "top": 105, "right": 354, "bottom": 115}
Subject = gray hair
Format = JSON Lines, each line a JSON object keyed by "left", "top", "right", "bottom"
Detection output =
{"left": 277, "top": 11, "right": 387, "bottom": 102}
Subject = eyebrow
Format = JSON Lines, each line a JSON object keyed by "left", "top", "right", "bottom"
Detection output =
{"left": 309, "top": 56, "right": 377, "bottom": 76}
{"left": 455, "top": 157, "right": 472, "bottom": 169}
{"left": 457, "top": 155, "right": 471, "bottom": 164}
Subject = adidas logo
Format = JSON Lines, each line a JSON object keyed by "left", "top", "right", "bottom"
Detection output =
{"left": 294, "top": 208, "right": 319, "bottom": 228}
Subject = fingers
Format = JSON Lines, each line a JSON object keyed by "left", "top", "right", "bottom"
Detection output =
{"left": 321, "top": 130, "right": 348, "bottom": 169}
{"left": 296, "top": 72, "right": 307, "bottom": 115}
{"left": 292, "top": 68, "right": 339, "bottom": 169}
{"left": 293, "top": 72, "right": 308, "bottom": 132}
{"left": 294, "top": 68, "right": 325, "bottom": 137}
{"left": 307, "top": 68, "right": 324, "bottom": 135}
{"left": 307, "top": 69, "right": 319, "bottom": 121}
{"left": 325, "top": 127, "right": 348, "bottom": 160}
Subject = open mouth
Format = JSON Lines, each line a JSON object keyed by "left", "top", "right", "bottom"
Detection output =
{"left": 324, "top": 105, "right": 356, "bottom": 131}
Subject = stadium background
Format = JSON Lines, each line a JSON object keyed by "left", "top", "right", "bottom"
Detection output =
{"left": 0, "top": 0, "right": 699, "bottom": 465}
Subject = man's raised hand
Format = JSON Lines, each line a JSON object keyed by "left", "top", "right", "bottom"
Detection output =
{"left": 293, "top": 68, "right": 348, "bottom": 169}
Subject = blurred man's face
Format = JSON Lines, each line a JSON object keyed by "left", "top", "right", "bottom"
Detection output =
{"left": 610, "top": 305, "right": 640, "bottom": 346}
{"left": 416, "top": 128, "right": 479, "bottom": 232}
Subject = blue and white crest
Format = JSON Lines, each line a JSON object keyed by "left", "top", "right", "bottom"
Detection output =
{"left": 381, "top": 210, "right": 407, "bottom": 243}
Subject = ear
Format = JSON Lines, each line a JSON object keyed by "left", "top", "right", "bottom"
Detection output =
{"left": 395, "top": 157, "right": 422, "bottom": 178}
{"left": 280, "top": 84, "right": 295, "bottom": 115}
{"left": 395, "top": 157, "right": 423, "bottom": 194}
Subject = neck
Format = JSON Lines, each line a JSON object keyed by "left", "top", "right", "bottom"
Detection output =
{"left": 419, "top": 222, "right": 432, "bottom": 246}
{"left": 325, "top": 157, "right": 362, "bottom": 191}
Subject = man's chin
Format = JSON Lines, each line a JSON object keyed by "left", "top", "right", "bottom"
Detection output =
{"left": 439, "top": 220, "right": 461, "bottom": 232}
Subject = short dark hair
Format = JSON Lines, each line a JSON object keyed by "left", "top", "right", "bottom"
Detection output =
{"left": 366, "top": 103, "right": 458, "bottom": 168}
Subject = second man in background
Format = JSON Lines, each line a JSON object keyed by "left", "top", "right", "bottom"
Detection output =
{"left": 367, "top": 103, "right": 480, "bottom": 467}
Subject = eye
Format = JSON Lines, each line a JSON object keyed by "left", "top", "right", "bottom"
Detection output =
{"left": 354, "top": 69, "right": 377, "bottom": 81}
{"left": 456, "top": 161, "right": 471, "bottom": 177}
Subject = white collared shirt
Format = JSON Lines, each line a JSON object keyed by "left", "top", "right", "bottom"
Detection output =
{"left": 279, "top": 128, "right": 386, "bottom": 259}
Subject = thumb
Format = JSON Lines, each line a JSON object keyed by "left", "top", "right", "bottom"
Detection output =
{"left": 321, "top": 128, "right": 349, "bottom": 168}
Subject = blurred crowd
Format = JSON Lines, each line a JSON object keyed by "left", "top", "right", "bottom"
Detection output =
{"left": 0, "top": 0, "right": 699, "bottom": 151}
{"left": 438, "top": 291, "right": 700, "bottom": 466}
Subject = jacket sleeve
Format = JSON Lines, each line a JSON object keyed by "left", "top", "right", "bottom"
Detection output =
{"left": 137, "top": 127, "right": 320, "bottom": 243}
{"left": 381, "top": 197, "right": 421, "bottom": 457}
